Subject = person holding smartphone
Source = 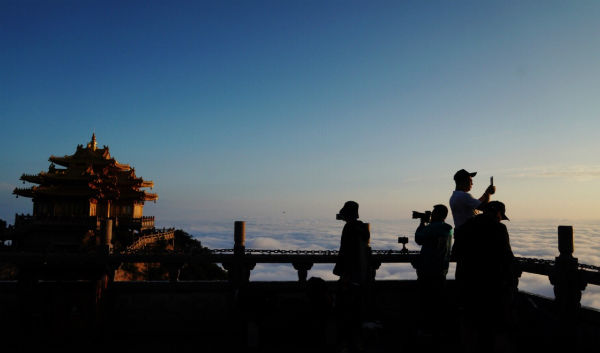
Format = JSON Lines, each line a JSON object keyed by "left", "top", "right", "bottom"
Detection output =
{"left": 449, "top": 169, "right": 496, "bottom": 228}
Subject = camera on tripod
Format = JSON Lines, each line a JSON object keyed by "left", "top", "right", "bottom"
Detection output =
{"left": 397, "top": 236, "right": 409, "bottom": 252}
{"left": 412, "top": 210, "right": 431, "bottom": 223}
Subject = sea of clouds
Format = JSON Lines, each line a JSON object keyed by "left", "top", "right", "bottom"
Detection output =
{"left": 165, "top": 217, "right": 600, "bottom": 310}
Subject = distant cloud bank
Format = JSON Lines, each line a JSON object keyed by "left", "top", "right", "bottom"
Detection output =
{"left": 507, "top": 165, "right": 600, "bottom": 181}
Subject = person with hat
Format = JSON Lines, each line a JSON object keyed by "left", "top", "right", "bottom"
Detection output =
{"left": 450, "top": 169, "right": 496, "bottom": 228}
{"left": 333, "top": 201, "right": 371, "bottom": 351}
{"left": 452, "top": 201, "right": 517, "bottom": 351}
{"left": 333, "top": 200, "right": 370, "bottom": 284}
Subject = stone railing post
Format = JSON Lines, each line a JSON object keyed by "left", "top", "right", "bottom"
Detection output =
{"left": 223, "top": 221, "right": 255, "bottom": 285}
{"left": 549, "top": 226, "right": 587, "bottom": 329}
{"left": 234, "top": 221, "right": 245, "bottom": 256}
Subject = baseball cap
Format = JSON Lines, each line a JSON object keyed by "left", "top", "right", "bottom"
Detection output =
{"left": 454, "top": 169, "right": 477, "bottom": 181}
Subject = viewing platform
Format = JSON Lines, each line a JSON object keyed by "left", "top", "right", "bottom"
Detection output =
{"left": 0, "top": 222, "right": 599, "bottom": 352}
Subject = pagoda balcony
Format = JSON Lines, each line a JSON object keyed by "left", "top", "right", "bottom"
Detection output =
{"left": 117, "top": 216, "right": 154, "bottom": 231}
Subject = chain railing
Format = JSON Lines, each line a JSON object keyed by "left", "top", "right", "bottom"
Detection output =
{"left": 578, "top": 262, "right": 600, "bottom": 272}
{"left": 2, "top": 248, "right": 598, "bottom": 283}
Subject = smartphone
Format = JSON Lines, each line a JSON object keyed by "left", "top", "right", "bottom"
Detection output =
{"left": 490, "top": 176, "right": 494, "bottom": 186}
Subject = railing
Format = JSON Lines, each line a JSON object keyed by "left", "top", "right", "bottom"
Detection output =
{"left": 14, "top": 214, "right": 34, "bottom": 227}
{"left": 141, "top": 216, "right": 155, "bottom": 230}
{"left": 125, "top": 228, "right": 175, "bottom": 251}
{"left": 2, "top": 221, "right": 599, "bottom": 316}
{"left": 117, "top": 216, "right": 155, "bottom": 231}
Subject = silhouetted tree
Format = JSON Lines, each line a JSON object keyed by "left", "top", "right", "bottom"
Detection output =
{"left": 174, "top": 229, "right": 228, "bottom": 280}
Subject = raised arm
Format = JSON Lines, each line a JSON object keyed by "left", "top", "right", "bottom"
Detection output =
{"left": 415, "top": 223, "right": 433, "bottom": 245}
{"left": 477, "top": 185, "right": 496, "bottom": 206}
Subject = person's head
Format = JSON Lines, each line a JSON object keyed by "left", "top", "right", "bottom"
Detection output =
{"left": 338, "top": 201, "right": 359, "bottom": 222}
{"left": 454, "top": 169, "right": 477, "bottom": 192}
{"left": 481, "top": 201, "right": 509, "bottom": 222}
{"left": 431, "top": 204, "right": 448, "bottom": 222}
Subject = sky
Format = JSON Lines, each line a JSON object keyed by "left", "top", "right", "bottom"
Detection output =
{"left": 2, "top": 0, "right": 600, "bottom": 225}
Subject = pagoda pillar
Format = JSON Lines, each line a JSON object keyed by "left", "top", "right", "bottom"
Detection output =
{"left": 105, "top": 200, "right": 111, "bottom": 218}
{"left": 101, "top": 219, "right": 113, "bottom": 254}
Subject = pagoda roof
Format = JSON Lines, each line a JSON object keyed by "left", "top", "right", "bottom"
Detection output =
{"left": 13, "top": 185, "right": 157, "bottom": 202}
{"left": 120, "top": 190, "right": 159, "bottom": 202}
{"left": 14, "top": 134, "right": 158, "bottom": 202}
{"left": 13, "top": 186, "right": 96, "bottom": 199}
{"left": 47, "top": 133, "right": 130, "bottom": 170}
{"left": 20, "top": 170, "right": 93, "bottom": 185}
{"left": 49, "top": 149, "right": 131, "bottom": 171}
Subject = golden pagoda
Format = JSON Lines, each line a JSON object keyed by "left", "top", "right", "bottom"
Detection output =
{"left": 13, "top": 134, "right": 169, "bottom": 251}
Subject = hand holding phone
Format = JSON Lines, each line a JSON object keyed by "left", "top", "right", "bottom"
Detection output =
{"left": 487, "top": 176, "right": 496, "bottom": 195}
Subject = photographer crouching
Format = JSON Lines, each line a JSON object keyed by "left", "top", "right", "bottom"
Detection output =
{"left": 413, "top": 204, "right": 453, "bottom": 340}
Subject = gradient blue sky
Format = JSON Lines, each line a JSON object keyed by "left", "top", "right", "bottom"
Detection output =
{"left": 2, "top": 0, "right": 600, "bottom": 224}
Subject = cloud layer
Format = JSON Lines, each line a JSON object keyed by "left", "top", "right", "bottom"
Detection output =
{"left": 506, "top": 165, "right": 600, "bottom": 181}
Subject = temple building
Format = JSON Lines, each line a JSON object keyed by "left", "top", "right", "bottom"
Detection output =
{"left": 13, "top": 134, "right": 173, "bottom": 251}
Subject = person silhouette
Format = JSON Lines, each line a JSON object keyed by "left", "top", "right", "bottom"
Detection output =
{"left": 333, "top": 201, "right": 370, "bottom": 284}
{"left": 333, "top": 201, "right": 370, "bottom": 352}
{"left": 414, "top": 204, "right": 453, "bottom": 337}
{"left": 450, "top": 169, "right": 496, "bottom": 228}
{"left": 452, "top": 201, "right": 516, "bottom": 351}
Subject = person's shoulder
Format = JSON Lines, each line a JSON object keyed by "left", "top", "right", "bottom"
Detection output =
{"left": 473, "top": 213, "right": 492, "bottom": 225}
{"left": 431, "top": 221, "right": 452, "bottom": 230}
{"left": 451, "top": 190, "right": 476, "bottom": 201}
{"left": 463, "top": 191, "right": 477, "bottom": 200}
{"left": 353, "top": 220, "right": 366, "bottom": 228}
{"left": 347, "top": 220, "right": 368, "bottom": 232}
{"left": 436, "top": 222, "right": 453, "bottom": 237}
{"left": 496, "top": 221, "right": 508, "bottom": 232}
{"left": 441, "top": 222, "right": 453, "bottom": 231}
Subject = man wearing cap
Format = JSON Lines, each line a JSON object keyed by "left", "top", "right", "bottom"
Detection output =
{"left": 452, "top": 201, "right": 517, "bottom": 350}
{"left": 449, "top": 169, "right": 496, "bottom": 228}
